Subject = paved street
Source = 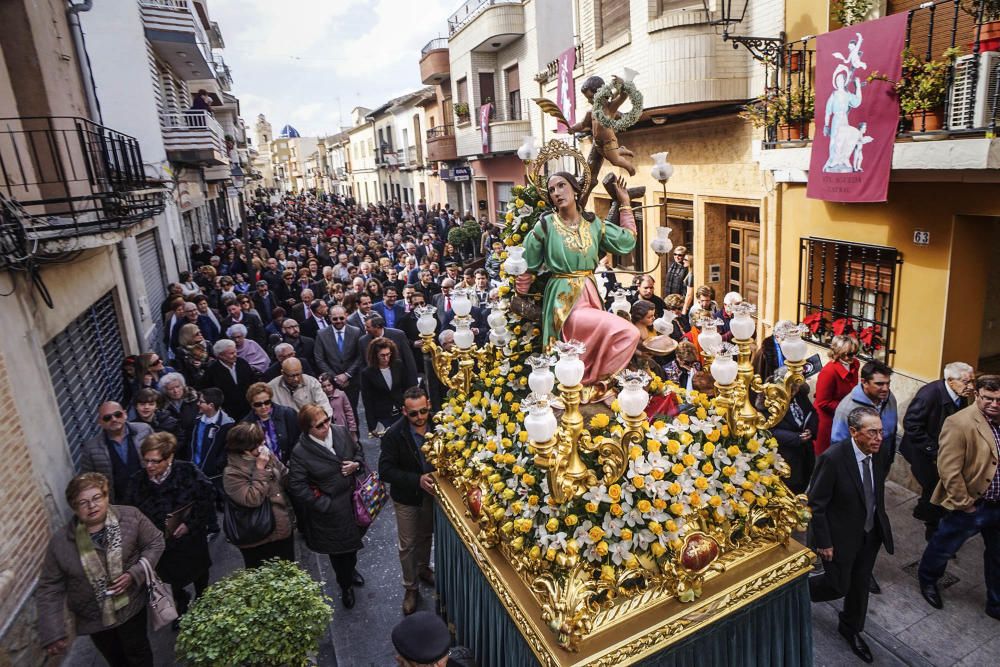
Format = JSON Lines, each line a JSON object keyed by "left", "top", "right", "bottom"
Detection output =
{"left": 64, "top": 440, "right": 997, "bottom": 667}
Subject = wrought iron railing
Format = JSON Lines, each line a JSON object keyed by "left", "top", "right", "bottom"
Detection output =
{"left": 422, "top": 37, "right": 448, "bottom": 57}
{"left": 427, "top": 124, "right": 455, "bottom": 140}
{"left": 763, "top": 0, "right": 1000, "bottom": 147}
{"left": 0, "top": 116, "right": 164, "bottom": 242}
{"left": 447, "top": 0, "right": 521, "bottom": 35}
{"left": 797, "top": 238, "right": 902, "bottom": 363}
{"left": 537, "top": 43, "right": 584, "bottom": 83}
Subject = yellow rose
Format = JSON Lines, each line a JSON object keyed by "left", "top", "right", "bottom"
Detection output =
{"left": 505, "top": 212, "right": 514, "bottom": 223}
{"left": 585, "top": 501, "right": 599, "bottom": 513}
{"left": 546, "top": 517, "right": 559, "bottom": 532}
{"left": 518, "top": 430, "right": 529, "bottom": 443}
{"left": 537, "top": 200, "right": 546, "bottom": 208}
{"left": 650, "top": 467, "right": 665, "bottom": 480}
{"left": 701, "top": 462, "right": 715, "bottom": 475}
{"left": 528, "top": 494, "right": 540, "bottom": 506}
{"left": 696, "top": 407, "right": 707, "bottom": 420}
{"left": 722, "top": 466, "right": 736, "bottom": 477}
{"left": 629, "top": 445, "right": 643, "bottom": 461}
{"left": 511, "top": 536, "right": 524, "bottom": 550}
{"left": 632, "top": 475, "right": 645, "bottom": 489}
{"left": 608, "top": 484, "right": 623, "bottom": 501}
{"left": 694, "top": 476, "right": 709, "bottom": 490}
{"left": 706, "top": 429, "right": 721, "bottom": 443}
{"left": 522, "top": 473, "right": 536, "bottom": 486}
{"left": 668, "top": 482, "right": 682, "bottom": 496}
{"left": 512, "top": 465, "right": 525, "bottom": 475}
{"left": 515, "top": 198, "right": 525, "bottom": 208}
{"left": 647, "top": 439, "right": 662, "bottom": 454}
{"left": 747, "top": 439, "right": 761, "bottom": 453}
{"left": 652, "top": 420, "right": 667, "bottom": 431}
{"left": 653, "top": 498, "right": 667, "bottom": 510}
{"left": 620, "top": 528, "right": 633, "bottom": 541}
{"left": 610, "top": 399, "right": 621, "bottom": 413}
{"left": 689, "top": 492, "right": 703, "bottom": 506}
{"left": 651, "top": 541, "right": 667, "bottom": 557}
{"left": 703, "top": 442, "right": 715, "bottom": 456}
{"left": 682, "top": 454, "right": 696, "bottom": 467}
{"left": 721, "top": 425, "right": 730, "bottom": 437}
{"left": 565, "top": 514, "right": 579, "bottom": 526}
{"left": 600, "top": 564, "right": 616, "bottom": 583}
{"left": 670, "top": 502, "right": 685, "bottom": 515}
{"left": 665, "top": 520, "right": 678, "bottom": 532}
{"left": 677, "top": 413, "right": 690, "bottom": 425}
{"left": 742, "top": 490, "right": 756, "bottom": 503}
{"left": 589, "top": 413, "right": 610, "bottom": 429}
{"left": 636, "top": 499, "right": 652, "bottom": 513}
{"left": 566, "top": 539, "right": 579, "bottom": 555}
{"left": 589, "top": 526, "right": 605, "bottom": 542}
{"left": 595, "top": 541, "right": 609, "bottom": 557}
{"left": 529, "top": 545, "right": 541, "bottom": 560}
{"left": 545, "top": 548, "right": 557, "bottom": 561}
{"left": 709, "top": 495, "right": 723, "bottom": 508}
{"left": 671, "top": 463, "right": 686, "bottom": 476}
{"left": 666, "top": 440, "right": 681, "bottom": 455}
{"left": 610, "top": 503, "right": 624, "bottom": 517}
{"left": 679, "top": 432, "right": 693, "bottom": 445}
{"left": 500, "top": 521, "right": 514, "bottom": 534}
{"left": 501, "top": 488, "right": 515, "bottom": 501}
{"left": 648, "top": 521, "right": 663, "bottom": 535}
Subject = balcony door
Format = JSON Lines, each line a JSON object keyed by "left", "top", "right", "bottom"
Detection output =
{"left": 727, "top": 207, "right": 760, "bottom": 305}
{"left": 478, "top": 72, "right": 496, "bottom": 116}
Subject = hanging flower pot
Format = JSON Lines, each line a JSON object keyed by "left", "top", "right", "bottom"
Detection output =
{"left": 978, "top": 20, "right": 1000, "bottom": 52}
{"left": 788, "top": 51, "right": 804, "bottom": 73}
{"left": 777, "top": 124, "right": 803, "bottom": 141}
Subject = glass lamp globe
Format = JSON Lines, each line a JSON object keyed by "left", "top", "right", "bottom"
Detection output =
{"left": 730, "top": 302, "right": 757, "bottom": 341}
{"left": 527, "top": 355, "right": 555, "bottom": 396}
{"left": 553, "top": 340, "right": 586, "bottom": 387}
{"left": 451, "top": 288, "right": 473, "bottom": 317}
{"left": 697, "top": 318, "right": 724, "bottom": 355}
{"left": 453, "top": 316, "right": 475, "bottom": 350}
{"left": 650, "top": 226, "right": 673, "bottom": 255}
{"left": 650, "top": 152, "right": 674, "bottom": 183}
{"left": 416, "top": 306, "right": 437, "bottom": 336}
{"left": 777, "top": 323, "right": 810, "bottom": 363}
{"left": 710, "top": 343, "right": 740, "bottom": 386}
{"left": 523, "top": 397, "right": 558, "bottom": 443}
{"left": 616, "top": 370, "right": 651, "bottom": 417}
{"left": 517, "top": 136, "right": 539, "bottom": 161}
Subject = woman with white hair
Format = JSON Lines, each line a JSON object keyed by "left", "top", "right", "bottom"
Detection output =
{"left": 227, "top": 323, "right": 270, "bottom": 374}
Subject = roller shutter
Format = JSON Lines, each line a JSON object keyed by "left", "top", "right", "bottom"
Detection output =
{"left": 137, "top": 230, "right": 167, "bottom": 355}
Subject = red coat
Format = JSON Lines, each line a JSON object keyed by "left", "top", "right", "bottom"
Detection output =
{"left": 813, "top": 358, "right": 859, "bottom": 455}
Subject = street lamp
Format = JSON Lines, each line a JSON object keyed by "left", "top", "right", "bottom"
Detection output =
{"left": 701, "top": 0, "right": 785, "bottom": 63}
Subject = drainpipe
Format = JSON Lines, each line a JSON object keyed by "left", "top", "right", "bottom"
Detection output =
{"left": 116, "top": 241, "right": 147, "bottom": 355}
{"left": 66, "top": 0, "right": 102, "bottom": 124}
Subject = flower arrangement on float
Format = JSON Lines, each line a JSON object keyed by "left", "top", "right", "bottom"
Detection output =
{"left": 427, "top": 178, "right": 808, "bottom": 611}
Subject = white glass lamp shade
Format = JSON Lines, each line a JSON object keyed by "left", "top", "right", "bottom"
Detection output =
{"left": 610, "top": 289, "right": 631, "bottom": 316}
{"left": 653, "top": 312, "right": 677, "bottom": 335}
{"left": 453, "top": 317, "right": 475, "bottom": 350}
{"left": 650, "top": 152, "right": 674, "bottom": 183}
{"left": 451, "top": 288, "right": 473, "bottom": 317}
{"left": 416, "top": 306, "right": 438, "bottom": 336}
{"left": 553, "top": 340, "right": 586, "bottom": 386}
{"left": 524, "top": 402, "right": 558, "bottom": 443}
{"left": 697, "top": 325, "right": 723, "bottom": 355}
{"left": 618, "top": 384, "right": 650, "bottom": 417}
{"left": 502, "top": 246, "right": 528, "bottom": 276}
{"left": 489, "top": 330, "right": 511, "bottom": 347}
{"left": 779, "top": 325, "right": 810, "bottom": 363}
{"left": 623, "top": 67, "right": 639, "bottom": 84}
{"left": 528, "top": 368, "right": 555, "bottom": 397}
{"left": 487, "top": 306, "right": 507, "bottom": 332}
{"left": 710, "top": 355, "right": 739, "bottom": 386}
{"left": 650, "top": 226, "right": 673, "bottom": 255}
{"left": 517, "top": 136, "right": 539, "bottom": 161}
{"left": 730, "top": 313, "right": 755, "bottom": 340}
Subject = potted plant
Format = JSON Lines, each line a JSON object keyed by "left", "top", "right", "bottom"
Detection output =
{"left": 832, "top": 0, "right": 875, "bottom": 26}
{"left": 871, "top": 47, "right": 960, "bottom": 131}
{"left": 454, "top": 102, "right": 470, "bottom": 123}
{"left": 740, "top": 88, "right": 814, "bottom": 140}
{"left": 963, "top": 0, "right": 1000, "bottom": 51}
{"left": 176, "top": 560, "right": 333, "bottom": 667}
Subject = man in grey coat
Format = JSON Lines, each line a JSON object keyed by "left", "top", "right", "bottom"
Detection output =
{"left": 79, "top": 401, "right": 153, "bottom": 501}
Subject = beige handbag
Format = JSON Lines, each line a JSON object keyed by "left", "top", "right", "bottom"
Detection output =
{"left": 139, "top": 557, "right": 178, "bottom": 631}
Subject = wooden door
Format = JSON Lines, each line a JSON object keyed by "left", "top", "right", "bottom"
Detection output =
{"left": 478, "top": 73, "right": 496, "bottom": 108}
{"left": 726, "top": 207, "right": 761, "bottom": 304}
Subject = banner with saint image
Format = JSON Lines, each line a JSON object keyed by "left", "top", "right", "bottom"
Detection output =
{"left": 556, "top": 46, "right": 577, "bottom": 133}
{"left": 806, "top": 13, "right": 908, "bottom": 202}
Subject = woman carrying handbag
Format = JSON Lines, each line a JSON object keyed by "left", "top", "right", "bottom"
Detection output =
{"left": 287, "top": 404, "right": 367, "bottom": 609}
{"left": 222, "top": 423, "right": 296, "bottom": 568}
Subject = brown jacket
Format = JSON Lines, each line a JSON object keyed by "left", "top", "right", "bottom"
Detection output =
{"left": 222, "top": 451, "right": 294, "bottom": 548}
{"left": 36, "top": 505, "right": 165, "bottom": 646}
{"left": 932, "top": 406, "right": 1000, "bottom": 510}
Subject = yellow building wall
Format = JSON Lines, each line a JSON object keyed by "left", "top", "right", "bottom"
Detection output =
{"left": 777, "top": 182, "right": 1000, "bottom": 381}
{"left": 786, "top": 0, "right": 831, "bottom": 41}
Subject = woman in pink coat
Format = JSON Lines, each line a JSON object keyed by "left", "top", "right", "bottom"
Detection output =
{"left": 813, "top": 335, "right": 860, "bottom": 455}
{"left": 319, "top": 372, "right": 358, "bottom": 440}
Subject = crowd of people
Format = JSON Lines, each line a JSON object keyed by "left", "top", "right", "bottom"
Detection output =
{"left": 30, "top": 191, "right": 1000, "bottom": 666}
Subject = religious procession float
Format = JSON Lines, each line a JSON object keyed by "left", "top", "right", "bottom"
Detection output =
{"left": 418, "top": 71, "right": 816, "bottom": 667}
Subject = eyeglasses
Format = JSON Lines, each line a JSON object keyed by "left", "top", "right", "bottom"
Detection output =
{"left": 858, "top": 428, "right": 884, "bottom": 436}
{"left": 407, "top": 407, "right": 430, "bottom": 418}
{"left": 101, "top": 411, "right": 125, "bottom": 422}
{"left": 75, "top": 493, "right": 106, "bottom": 509}
{"left": 150, "top": 358, "right": 163, "bottom": 366}
{"left": 312, "top": 417, "right": 331, "bottom": 429}
{"left": 142, "top": 458, "right": 165, "bottom": 467}
{"left": 979, "top": 394, "right": 1000, "bottom": 405}
{"left": 252, "top": 399, "right": 272, "bottom": 408}
{"left": 330, "top": 316, "right": 345, "bottom": 322}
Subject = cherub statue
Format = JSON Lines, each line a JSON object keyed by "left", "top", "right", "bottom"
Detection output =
{"left": 568, "top": 75, "right": 637, "bottom": 178}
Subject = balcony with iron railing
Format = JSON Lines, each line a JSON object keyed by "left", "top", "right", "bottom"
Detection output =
{"left": 159, "top": 109, "right": 227, "bottom": 165}
{"left": 756, "top": 0, "right": 1000, "bottom": 173}
{"left": 536, "top": 43, "right": 584, "bottom": 84}
{"left": 0, "top": 116, "right": 165, "bottom": 250}
{"left": 139, "top": 0, "right": 213, "bottom": 80}
{"left": 447, "top": 0, "right": 524, "bottom": 50}
{"left": 420, "top": 37, "right": 451, "bottom": 85}
{"left": 426, "top": 124, "right": 458, "bottom": 162}
{"left": 456, "top": 98, "right": 531, "bottom": 156}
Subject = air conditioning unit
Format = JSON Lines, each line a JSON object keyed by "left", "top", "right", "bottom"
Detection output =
{"left": 947, "top": 51, "right": 1000, "bottom": 130}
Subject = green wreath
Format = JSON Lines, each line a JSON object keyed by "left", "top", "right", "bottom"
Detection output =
{"left": 592, "top": 79, "right": 644, "bottom": 132}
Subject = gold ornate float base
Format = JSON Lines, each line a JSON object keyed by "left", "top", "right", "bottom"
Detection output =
{"left": 435, "top": 477, "right": 815, "bottom": 666}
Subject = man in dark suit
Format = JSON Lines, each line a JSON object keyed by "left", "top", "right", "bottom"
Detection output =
{"left": 220, "top": 300, "right": 267, "bottom": 347}
{"left": 300, "top": 299, "right": 331, "bottom": 339}
{"left": 280, "top": 318, "right": 316, "bottom": 362}
{"left": 290, "top": 288, "right": 316, "bottom": 325}
{"left": 347, "top": 293, "right": 373, "bottom": 330}
{"left": 252, "top": 280, "right": 278, "bottom": 323}
{"left": 431, "top": 279, "right": 455, "bottom": 328}
{"left": 198, "top": 339, "right": 257, "bottom": 419}
{"left": 379, "top": 386, "right": 436, "bottom": 616}
{"left": 314, "top": 305, "right": 365, "bottom": 411}
{"left": 373, "top": 286, "right": 406, "bottom": 331}
{"left": 902, "top": 362, "right": 975, "bottom": 540}
{"left": 808, "top": 405, "right": 894, "bottom": 663}
{"left": 358, "top": 314, "right": 419, "bottom": 389}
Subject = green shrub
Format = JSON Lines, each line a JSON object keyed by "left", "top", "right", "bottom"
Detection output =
{"left": 176, "top": 559, "right": 333, "bottom": 667}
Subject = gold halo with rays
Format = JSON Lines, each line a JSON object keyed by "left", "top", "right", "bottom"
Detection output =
{"left": 525, "top": 139, "right": 591, "bottom": 206}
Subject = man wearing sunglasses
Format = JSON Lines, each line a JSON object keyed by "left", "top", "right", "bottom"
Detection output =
{"left": 379, "top": 386, "right": 436, "bottom": 616}
{"left": 79, "top": 401, "right": 153, "bottom": 501}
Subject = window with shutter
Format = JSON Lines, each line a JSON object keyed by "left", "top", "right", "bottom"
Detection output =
{"left": 137, "top": 231, "right": 167, "bottom": 356}
{"left": 505, "top": 66, "right": 521, "bottom": 120}
{"left": 597, "top": 0, "right": 630, "bottom": 46}
{"left": 45, "top": 292, "right": 126, "bottom": 469}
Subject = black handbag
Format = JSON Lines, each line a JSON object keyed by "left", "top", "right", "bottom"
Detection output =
{"left": 222, "top": 495, "right": 275, "bottom": 547}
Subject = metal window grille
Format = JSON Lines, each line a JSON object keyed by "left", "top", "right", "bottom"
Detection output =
{"left": 798, "top": 238, "right": 902, "bottom": 363}
{"left": 44, "top": 292, "right": 126, "bottom": 468}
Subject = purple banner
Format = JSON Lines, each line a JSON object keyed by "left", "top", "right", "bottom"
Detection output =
{"left": 807, "top": 13, "right": 908, "bottom": 203}
{"left": 480, "top": 102, "right": 492, "bottom": 154}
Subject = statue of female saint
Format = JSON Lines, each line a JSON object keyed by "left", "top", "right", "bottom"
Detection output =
{"left": 515, "top": 172, "right": 640, "bottom": 388}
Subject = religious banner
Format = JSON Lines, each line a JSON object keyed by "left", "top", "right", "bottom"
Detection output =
{"left": 555, "top": 46, "right": 576, "bottom": 133}
{"left": 480, "top": 102, "right": 493, "bottom": 154}
{"left": 806, "top": 12, "right": 908, "bottom": 202}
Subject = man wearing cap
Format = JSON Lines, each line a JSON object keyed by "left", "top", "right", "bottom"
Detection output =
{"left": 391, "top": 611, "right": 457, "bottom": 667}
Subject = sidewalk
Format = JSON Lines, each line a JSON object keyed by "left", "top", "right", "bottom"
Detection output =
{"left": 65, "top": 458, "right": 998, "bottom": 666}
